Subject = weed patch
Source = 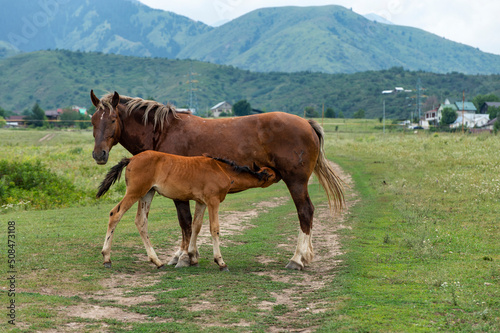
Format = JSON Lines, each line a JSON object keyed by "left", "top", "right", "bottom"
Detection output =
{"left": 0, "top": 159, "right": 83, "bottom": 210}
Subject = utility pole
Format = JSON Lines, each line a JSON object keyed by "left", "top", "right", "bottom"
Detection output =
{"left": 416, "top": 78, "right": 422, "bottom": 125}
{"left": 383, "top": 99, "right": 386, "bottom": 134}
{"left": 186, "top": 62, "right": 199, "bottom": 113}
{"left": 462, "top": 90, "right": 465, "bottom": 134}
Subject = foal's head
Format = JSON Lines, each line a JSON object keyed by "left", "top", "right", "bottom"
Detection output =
{"left": 90, "top": 90, "right": 121, "bottom": 165}
{"left": 255, "top": 166, "right": 280, "bottom": 188}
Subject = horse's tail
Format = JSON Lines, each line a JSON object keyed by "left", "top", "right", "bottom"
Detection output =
{"left": 96, "top": 158, "right": 131, "bottom": 198}
{"left": 309, "top": 120, "right": 345, "bottom": 214}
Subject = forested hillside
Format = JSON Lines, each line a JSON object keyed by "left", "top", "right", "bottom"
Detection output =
{"left": 2, "top": 50, "right": 500, "bottom": 119}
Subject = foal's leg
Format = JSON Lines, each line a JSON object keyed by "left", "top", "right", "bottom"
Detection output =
{"left": 167, "top": 200, "right": 193, "bottom": 266}
{"left": 207, "top": 200, "right": 228, "bottom": 271}
{"left": 285, "top": 181, "right": 315, "bottom": 271}
{"left": 183, "top": 202, "right": 206, "bottom": 267}
{"left": 101, "top": 195, "right": 137, "bottom": 267}
{"left": 134, "top": 189, "right": 163, "bottom": 268}
{"left": 175, "top": 202, "right": 205, "bottom": 268}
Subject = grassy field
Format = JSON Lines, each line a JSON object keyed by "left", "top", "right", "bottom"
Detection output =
{"left": 0, "top": 121, "right": 499, "bottom": 332}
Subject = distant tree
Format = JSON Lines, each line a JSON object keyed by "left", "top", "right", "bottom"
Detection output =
{"left": 423, "top": 95, "right": 439, "bottom": 111}
{"left": 440, "top": 107, "right": 458, "bottom": 127}
{"left": 472, "top": 93, "right": 500, "bottom": 112}
{"left": 26, "top": 103, "right": 47, "bottom": 127}
{"left": 0, "top": 106, "right": 6, "bottom": 119}
{"left": 338, "top": 111, "right": 345, "bottom": 119}
{"left": 59, "top": 108, "right": 91, "bottom": 129}
{"left": 305, "top": 106, "right": 319, "bottom": 118}
{"left": 353, "top": 109, "right": 365, "bottom": 119}
{"left": 87, "top": 105, "right": 96, "bottom": 116}
{"left": 325, "top": 107, "right": 336, "bottom": 118}
{"left": 487, "top": 106, "right": 500, "bottom": 120}
{"left": 494, "top": 118, "right": 500, "bottom": 135}
{"left": 60, "top": 109, "right": 79, "bottom": 127}
{"left": 233, "top": 100, "right": 252, "bottom": 116}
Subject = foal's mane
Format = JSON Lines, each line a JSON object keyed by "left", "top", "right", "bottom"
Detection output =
{"left": 209, "top": 156, "right": 268, "bottom": 181}
{"left": 101, "top": 93, "right": 179, "bottom": 129}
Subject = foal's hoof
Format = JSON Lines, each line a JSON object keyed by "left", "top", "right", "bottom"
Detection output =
{"left": 219, "top": 266, "right": 229, "bottom": 272}
{"left": 103, "top": 262, "right": 112, "bottom": 268}
{"left": 285, "top": 260, "right": 303, "bottom": 271}
{"left": 157, "top": 264, "right": 166, "bottom": 270}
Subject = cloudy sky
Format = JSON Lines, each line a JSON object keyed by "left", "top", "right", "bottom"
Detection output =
{"left": 138, "top": 0, "right": 500, "bottom": 55}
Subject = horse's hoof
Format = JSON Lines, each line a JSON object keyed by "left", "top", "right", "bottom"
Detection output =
{"left": 103, "top": 262, "right": 112, "bottom": 268}
{"left": 175, "top": 256, "right": 191, "bottom": 268}
{"left": 285, "top": 260, "right": 303, "bottom": 271}
{"left": 167, "top": 257, "right": 179, "bottom": 266}
{"left": 219, "top": 266, "right": 229, "bottom": 272}
{"left": 157, "top": 264, "right": 166, "bottom": 270}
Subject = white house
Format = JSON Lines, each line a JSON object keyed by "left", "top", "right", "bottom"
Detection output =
{"left": 424, "top": 99, "right": 478, "bottom": 127}
{"left": 210, "top": 101, "right": 232, "bottom": 117}
{"left": 450, "top": 113, "right": 489, "bottom": 129}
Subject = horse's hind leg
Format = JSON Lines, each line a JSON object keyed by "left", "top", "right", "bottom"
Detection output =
{"left": 167, "top": 200, "right": 193, "bottom": 266}
{"left": 134, "top": 189, "right": 163, "bottom": 268}
{"left": 285, "top": 182, "right": 315, "bottom": 271}
{"left": 102, "top": 195, "right": 137, "bottom": 267}
{"left": 177, "top": 202, "right": 206, "bottom": 268}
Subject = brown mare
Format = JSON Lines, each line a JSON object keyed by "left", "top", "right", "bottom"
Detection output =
{"left": 90, "top": 90, "right": 344, "bottom": 270}
{"left": 96, "top": 150, "right": 279, "bottom": 270}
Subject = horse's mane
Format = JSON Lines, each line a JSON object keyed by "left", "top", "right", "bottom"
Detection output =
{"left": 101, "top": 93, "right": 180, "bottom": 129}
{"left": 209, "top": 156, "right": 268, "bottom": 181}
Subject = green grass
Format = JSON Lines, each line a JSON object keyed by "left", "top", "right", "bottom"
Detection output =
{"left": 0, "top": 126, "right": 499, "bottom": 332}
{"left": 326, "top": 131, "right": 500, "bottom": 331}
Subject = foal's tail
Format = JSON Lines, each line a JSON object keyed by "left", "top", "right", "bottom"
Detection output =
{"left": 96, "top": 158, "right": 131, "bottom": 198}
{"left": 309, "top": 120, "right": 345, "bottom": 213}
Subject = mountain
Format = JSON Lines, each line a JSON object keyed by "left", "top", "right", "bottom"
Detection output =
{"left": 0, "top": 0, "right": 211, "bottom": 58}
{"left": 2, "top": 50, "right": 500, "bottom": 119}
{"left": 177, "top": 5, "right": 500, "bottom": 74}
{"left": 1, "top": 1, "right": 500, "bottom": 75}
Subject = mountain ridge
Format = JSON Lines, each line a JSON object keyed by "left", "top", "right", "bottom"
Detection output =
{"left": 1, "top": 1, "right": 500, "bottom": 74}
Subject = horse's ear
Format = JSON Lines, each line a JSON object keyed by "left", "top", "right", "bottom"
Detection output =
{"left": 90, "top": 90, "right": 100, "bottom": 107}
{"left": 111, "top": 91, "right": 120, "bottom": 109}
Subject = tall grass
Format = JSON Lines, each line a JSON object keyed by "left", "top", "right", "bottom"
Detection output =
{"left": 0, "top": 126, "right": 499, "bottom": 331}
{"left": 0, "top": 129, "right": 130, "bottom": 212}
{"left": 327, "top": 131, "right": 499, "bottom": 331}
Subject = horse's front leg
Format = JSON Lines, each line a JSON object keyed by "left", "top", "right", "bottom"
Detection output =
{"left": 135, "top": 189, "right": 163, "bottom": 268}
{"left": 207, "top": 200, "right": 228, "bottom": 271}
{"left": 102, "top": 196, "right": 136, "bottom": 267}
{"left": 167, "top": 200, "right": 193, "bottom": 266}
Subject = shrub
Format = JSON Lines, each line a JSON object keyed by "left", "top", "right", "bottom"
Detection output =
{"left": 0, "top": 159, "right": 82, "bottom": 210}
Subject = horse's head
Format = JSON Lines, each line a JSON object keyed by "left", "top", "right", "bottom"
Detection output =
{"left": 90, "top": 90, "right": 121, "bottom": 165}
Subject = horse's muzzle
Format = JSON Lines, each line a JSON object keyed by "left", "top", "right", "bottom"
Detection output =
{"left": 92, "top": 150, "right": 109, "bottom": 165}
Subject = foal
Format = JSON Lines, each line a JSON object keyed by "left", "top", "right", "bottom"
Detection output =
{"left": 96, "top": 150, "right": 279, "bottom": 270}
